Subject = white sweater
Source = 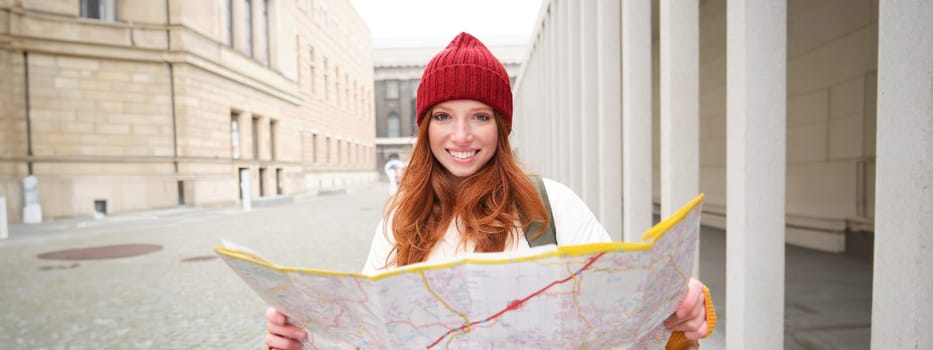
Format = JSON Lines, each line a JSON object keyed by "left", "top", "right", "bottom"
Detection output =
{"left": 361, "top": 178, "right": 611, "bottom": 275}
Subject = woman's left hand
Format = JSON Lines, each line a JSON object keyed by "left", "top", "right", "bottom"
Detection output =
{"left": 664, "top": 278, "right": 709, "bottom": 339}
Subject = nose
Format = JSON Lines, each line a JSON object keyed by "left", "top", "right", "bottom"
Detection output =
{"left": 451, "top": 119, "right": 472, "bottom": 144}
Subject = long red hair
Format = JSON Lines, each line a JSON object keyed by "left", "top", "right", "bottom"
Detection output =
{"left": 385, "top": 112, "right": 549, "bottom": 267}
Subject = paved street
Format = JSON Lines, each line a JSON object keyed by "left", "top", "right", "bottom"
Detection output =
{"left": 0, "top": 182, "right": 871, "bottom": 349}
{"left": 0, "top": 183, "right": 391, "bottom": 349}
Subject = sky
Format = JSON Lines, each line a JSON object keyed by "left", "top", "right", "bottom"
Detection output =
{"left": 349, "top": 0, "right": 543, "bottom": 47}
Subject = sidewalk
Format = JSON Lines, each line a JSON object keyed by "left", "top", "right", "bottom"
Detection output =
{"left": 0, "top": 183, "right": 872, "bottom": 349}
{"left": 2, "top": 185, "right": 365, "bottom": 244}
{"left": 698, "top": 226, "right": 873, "bottom": 349}
{"left": 0, "top": 183, "right": 392, "bottom": 348}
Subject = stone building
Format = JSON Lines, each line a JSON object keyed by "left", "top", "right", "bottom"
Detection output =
{"left": 372, "top": 41, "right": 523, "bottom": 179}
{"left": 0, "top": 0, "right": 377, "bottom": 223}
{"left": 512, "top": 0, "right": 930, "bottom": 348}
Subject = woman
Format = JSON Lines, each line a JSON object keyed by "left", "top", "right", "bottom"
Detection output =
{"left": 266, "top": 32, "right": 715, "bottom": 350}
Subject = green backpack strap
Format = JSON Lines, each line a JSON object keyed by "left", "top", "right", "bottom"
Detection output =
{"left": 525, "top": 175, "right": 557, "bottom": 247}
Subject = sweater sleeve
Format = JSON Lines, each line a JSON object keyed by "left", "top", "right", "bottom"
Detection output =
{"left": 361, "top": 217, "right": 396, "bottom": 275}
{"left": 541, "top": 178, "right": 612, "bottom": 245}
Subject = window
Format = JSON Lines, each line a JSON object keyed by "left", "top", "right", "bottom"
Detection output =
{"left": 386, "top": 80, "right": 399, "bottom": 99}
{"left": 355, "top": 84, "right": 361, "bottom": 115}
{"left": 411, "top": 98, "right": 418, "bottom": 132}
{"left": 344, "top": 74, "right": 350, "bottom": 109}
{"left": 259, "top": 167, "right": 267, "bottom": 196}
{"left": 335, "top": 66, "right": 342, "bottom": 106}
{"left": 323, "top": 58, "right": 330, "bottom": 100}
{"left": 411, "top": 79, "right": 420, "bottom": 98}
{"left": 230, "top": 111, "right": 241, "bottom": 159}
{"left": 269, "top": 119, "right": 277, "bottom": 160}
{"left": 177, "top": 181, "right": 185, "bottom": 205}
{"left": 224, "top": 0, "right": 234, "bottom": 46}
{"left": 411, "top": 79, "right": 420, "bottom": 126}
{"left": 388, "top": 112, "right": 400, "bottom": 138}
{"left": 80, "top": 0, "right": 115, "bottom": 21}
{"left": 251, "top": 115, "right": 260, "bottom": 159}
{"left": 244, "top": 0, "right": 253, "bottom": 56}
{"left": 276, "top": 168, "right": 283, "bottom": 195}
{"left": 325, "top": 136, "right": 331, "bottom": 163}
{"left": 337, "top": 140, "right": 342, "bottom": 163}
{"left": 261, "top": 0, "right": 270, "bottom": 64}
{"left": 308, "top": 47, "right": 316, "bottom": 94}
{"left": 311, "top": 133, "right": 318, "bottom": 163}
{"left": 319, "top": 0, "right": 328, "bottom": 26}
{"left": 351, "top": 82, "right": 357, "bottom": 114}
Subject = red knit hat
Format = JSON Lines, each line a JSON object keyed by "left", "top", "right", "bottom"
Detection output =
{"left": 416, "top": 32, "right": 513, "bottom": 133}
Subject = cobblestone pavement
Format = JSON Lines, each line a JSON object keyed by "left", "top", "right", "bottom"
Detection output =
{"left": 0, "top": 183, "right": 391, "bottom": 349}
{"left": 0, "top": 181, "right": 871, "bottom": 349}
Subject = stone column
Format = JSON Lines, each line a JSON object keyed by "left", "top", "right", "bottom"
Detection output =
{"left": 527, "top": 28, "right": 544, "bottom": 173}
{"left": 622, "top": 0, "right": 652, "bottom": 242}
{"left": 871, "top": 1, "right": 933, "bottom": 348}
{"left": 580, "top": 1, "right": 599, "bottom": 212}
{"left": 550, "top": 2, "right": 561, "bottom": 179}
{"left": 542, "top": 13, "right": 552, "bottom": 177}
{"left": 726, "top": 0, "right": 786, "bottom": 348}
{"left": 558, "top": 0, "right": 570, "bottom": 183}
{"left": 660, "top": 0, "right": 699, "bottom": 274}
{"left": 597, "top": 0, "right": 622, "bottom": 241}
{"left": 534, "top": 27, "right": 546, "bottom": 173}
{"left": 659, "top": 0, "right": 699, "bottom": 218}
{"left": 545, "top": 1, "right": 557, "bottom": 179}
{"left": 568, "top": 0, "right": 582, "bottom": 193}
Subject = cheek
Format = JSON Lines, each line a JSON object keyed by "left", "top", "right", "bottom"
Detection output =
{"left": 481, "top": 128, "right": 499, "bottom": 148}
{"left": 428, "top": 127, "right": 445, "bottom": 154}
{"left": 428, "top": 126, "right": 442, "bottom": 144}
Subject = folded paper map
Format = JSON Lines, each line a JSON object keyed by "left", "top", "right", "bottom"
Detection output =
{"left": 215, "top": 194, "right": 703, "bottom": 350}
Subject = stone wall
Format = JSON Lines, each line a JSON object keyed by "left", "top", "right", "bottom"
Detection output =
{"left": 689, "top": 0, "right": 878, "bottom": 251}
{"left": 0, "top": 0, "right": 377, "bottom": 222}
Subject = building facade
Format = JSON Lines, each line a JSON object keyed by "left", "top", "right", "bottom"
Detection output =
{"left": 513, "top": 0, "right": 930, "bottom": 348}
{"left": 0, "top": 0, "right": 378, "bottom": 223}
{"left": 372, "top": 43, "right": 523, "bottom": 179}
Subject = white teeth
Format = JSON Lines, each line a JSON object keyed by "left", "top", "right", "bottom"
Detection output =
{"left": 450, "top": 150, "right": 476, "bottom": 159}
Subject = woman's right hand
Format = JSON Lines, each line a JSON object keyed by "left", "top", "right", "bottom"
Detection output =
{"left": 265, "top": 307, "right": 307, "bottom": 350}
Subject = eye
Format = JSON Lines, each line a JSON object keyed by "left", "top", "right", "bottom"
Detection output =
{"left": 432, "top": 112, "right": 450, "bottom": 121}
{"left": 474, "top": 113, "right": 491, "bottom": 121}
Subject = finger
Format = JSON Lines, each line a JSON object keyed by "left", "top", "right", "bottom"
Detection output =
{"left": 666, "top": 306, "right": 703, "bottom": 331}
{"left": 676, "top": 279, "right": 704, "bottom": 318}
{"left": 267, "top": 320, "right": 306, "bottom": 341}
{"left": 668, "top": 315, "right": 703, "bottom": 333}
{"left": 265, "top": 332, "right": 305, "bottom": 350}
{"left": 663, "top": 312, "right": 678, "bottom": 329}
{"left": 683, "top": 320, "right": 708, "bottom": 340}
{"left": 665, "top": 289, "right": 703, "bottom": 329}
{"left": 677, "top": 293, "right": 705, "bottom": 325}
{"left": 266, "top": 307, "right": 286, "bottom": 325}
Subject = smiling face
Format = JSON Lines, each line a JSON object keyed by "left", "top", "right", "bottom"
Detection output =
{"left": 427, "top": 100, "right": 499, "bottom": 179}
